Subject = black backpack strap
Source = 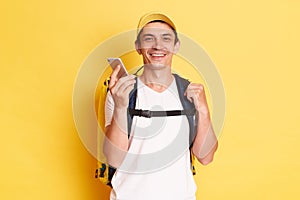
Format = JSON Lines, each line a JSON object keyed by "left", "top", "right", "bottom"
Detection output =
{"left": 127, "top": 74, "right": 196, "bottom": 146}
{"left": 173, "top": 74, "right": 197, "bottom": 148}
{"left": 128, "top": 108, "right": 196, "bottom": 118}
{"left": 127, "top": 76, "right": 138, "bottom": 137}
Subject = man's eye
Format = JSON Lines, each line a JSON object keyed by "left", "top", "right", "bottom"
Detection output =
{"left": 163, "top": 37, "right": 172, "bottom": 41}
{"left": 144, "top": 37, "right": 154, "bottom": 41}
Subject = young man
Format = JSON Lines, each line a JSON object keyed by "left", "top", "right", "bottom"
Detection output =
{"left": 104, "top": 12, "right": 218, "bottom": 200}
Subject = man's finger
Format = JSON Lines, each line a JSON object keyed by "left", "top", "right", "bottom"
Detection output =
{"left": 111, "top": 75, "right": 135, "bottom": 92}
{"left": 123, "top": 84, "right": 135, "bottom": 96}
{"left": 187, "top": 92, "right": 201, "bottom": 109}
{"left": 109, "top": 65, "right": 121, "bottom": 88}
{"left": 187, "top": 84, "right": 204, "bottom": 91}
{"left": 185, "top": 90, "right": 194, "bottom": 103}
{"left": 118, "top": 78, "right": 136, "bottom": 92}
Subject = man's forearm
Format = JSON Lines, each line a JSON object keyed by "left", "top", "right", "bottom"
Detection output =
{"left": 192, "top": 111, "right": 218, "bottom": 165}
{"left": 103, "top": 107, "right": 129, "bottom": 168}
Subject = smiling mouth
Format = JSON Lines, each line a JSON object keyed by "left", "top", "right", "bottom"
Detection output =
{"left": 150, "top": 53, "right": 167, "bottom": 57}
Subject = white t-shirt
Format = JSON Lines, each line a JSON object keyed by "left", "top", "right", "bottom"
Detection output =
{"left": 105, "top": 77, "right": 197, "bottom": 200}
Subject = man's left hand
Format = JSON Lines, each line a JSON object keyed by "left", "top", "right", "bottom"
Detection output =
{"left": 184, "top": 83, "right": 210, "bottom": 115}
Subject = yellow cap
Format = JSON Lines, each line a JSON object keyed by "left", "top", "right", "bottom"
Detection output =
{"left": 137, "top": 12, "right": 176, "bottom": 35}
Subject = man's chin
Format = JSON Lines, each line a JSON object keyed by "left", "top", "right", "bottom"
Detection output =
{"left": 144, "top": 63, "right": 169, "bottom": 69}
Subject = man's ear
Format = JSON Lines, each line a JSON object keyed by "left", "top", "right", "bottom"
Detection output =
{"left": 173, "top": 40, "right": 180, "bottom": 54}
{"left": 135, "top": 40, "right": 142, "bottom": 54}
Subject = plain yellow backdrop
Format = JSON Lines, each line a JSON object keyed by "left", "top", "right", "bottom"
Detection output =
{"left": 1, "top": 0, "right": 299, "bottom": 199}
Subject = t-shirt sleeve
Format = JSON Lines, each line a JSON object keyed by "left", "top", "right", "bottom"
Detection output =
{"left": 105, "top": 91, "right": 114, "bottom": 127}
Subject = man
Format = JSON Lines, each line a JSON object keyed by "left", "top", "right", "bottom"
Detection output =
{"left": 103, "top": 12, "right": 218, "bottom": 200}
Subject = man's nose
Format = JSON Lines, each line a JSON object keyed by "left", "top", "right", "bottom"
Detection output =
{"left": 153, "top": 38, "right": 163, "bottom": 49}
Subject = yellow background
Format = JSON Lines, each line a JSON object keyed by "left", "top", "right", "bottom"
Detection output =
{"left": 1, "top": 0, "right": 299, "bottom": 199}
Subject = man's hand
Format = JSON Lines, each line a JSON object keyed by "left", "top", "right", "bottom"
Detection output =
{"left": 109, "top": 65, "right": 136, "bottom": 108}
{"left": 184, "top": 83, "right": 218, "bottom": 165}
{"left": 104, "top": 65, "right": 135, "bottom": 167}
{"left": 184, "top": 83, "right": 209, "bottom": 115}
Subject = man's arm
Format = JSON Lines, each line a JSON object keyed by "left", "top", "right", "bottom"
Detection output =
{"left": 104, "top": 107, "right": 129, "bottom": 168}
{"left": 103, "top": 65, "right": 136, "bottom": 168}
{"left": 192, "top": 109, "right": 218, "bottom": 165}
{"left": 185, "top": 83, "right": 218, "bottom": 165}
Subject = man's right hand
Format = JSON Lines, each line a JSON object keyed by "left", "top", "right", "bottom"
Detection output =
{"left": 104, "top": 65, "right": 135, "bottom": 167}
{"left": 108, "top": 65, "right": 136, "bottom": 108}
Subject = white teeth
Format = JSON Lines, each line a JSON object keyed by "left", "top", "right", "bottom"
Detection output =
{"left": 151, "top": 54, "right": 164, "bottom": 57}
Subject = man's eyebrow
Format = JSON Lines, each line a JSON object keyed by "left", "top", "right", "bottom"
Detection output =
{"left": 162, "top": 33, "right": 173, "bottom": 37}
{"left": 142, "top": 34, "right": 154, "bottom": 37}
{"left": 142, "top": 33, "right": 173, "bottom": 37}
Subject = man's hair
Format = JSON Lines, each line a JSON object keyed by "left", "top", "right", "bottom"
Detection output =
{"left": 136, "top": 20, "right": 179, "bottom": 45}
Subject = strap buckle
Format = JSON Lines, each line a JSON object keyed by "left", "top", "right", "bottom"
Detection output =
{"left": 129, "top": 109, "right": 151, "bottom": 118}
{"left": 138, "top": 109, "right": 151, "bottom": 118}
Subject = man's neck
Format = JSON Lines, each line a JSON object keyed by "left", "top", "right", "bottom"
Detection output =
{"left": 139, "top": 65, "right": 174, "bottom": 93}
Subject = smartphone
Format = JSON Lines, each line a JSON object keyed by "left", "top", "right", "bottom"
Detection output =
{"left": 107, "top": 58, "right": 129, "bottom": 78}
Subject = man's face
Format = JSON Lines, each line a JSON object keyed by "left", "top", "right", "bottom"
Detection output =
{"left": 136, "top": 22, "right": 180, "bottom": 68}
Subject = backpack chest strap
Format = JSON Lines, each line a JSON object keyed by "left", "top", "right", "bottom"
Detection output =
{"left": 128, "top": 108, "right": 196, "bottom": 118}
